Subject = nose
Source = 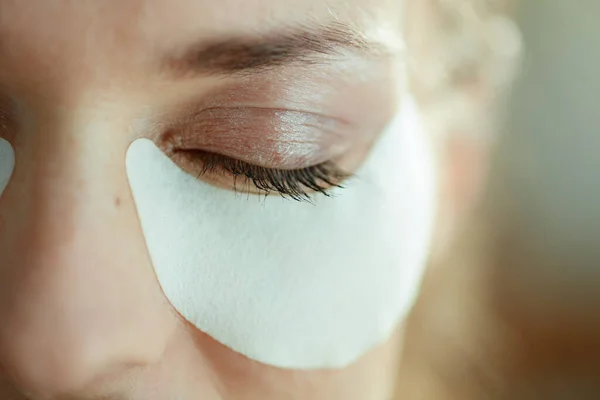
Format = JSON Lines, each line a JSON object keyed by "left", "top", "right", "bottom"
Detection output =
{"left": 0, "top": 114, "right": 175, "bottom": 396}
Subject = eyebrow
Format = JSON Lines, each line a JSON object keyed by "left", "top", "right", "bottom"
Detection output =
{"left": 161, "top": 21, "right": 398, "bottom": 78}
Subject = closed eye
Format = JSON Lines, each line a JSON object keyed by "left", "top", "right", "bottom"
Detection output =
{"left": 174, "top": 149, "right": 350, "bottom": 202}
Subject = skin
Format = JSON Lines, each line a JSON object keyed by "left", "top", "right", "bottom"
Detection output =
{"left": 0, "top": 0, "right": 478, "bottom": 399}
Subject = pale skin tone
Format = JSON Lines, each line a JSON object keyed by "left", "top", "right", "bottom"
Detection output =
{"left": 0, "top": 0, "right": 481, "bottom": 399}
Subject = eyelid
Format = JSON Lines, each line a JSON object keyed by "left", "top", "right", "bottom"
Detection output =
{"left": 164, "top": 106, "right": 354, "bottom": 169}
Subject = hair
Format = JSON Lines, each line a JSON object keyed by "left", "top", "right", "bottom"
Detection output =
{"left": 404, "top": 0, "right": 520, "bottom": 141}
{"left": 393, "top": 1, "right": 521, "bottom": 399}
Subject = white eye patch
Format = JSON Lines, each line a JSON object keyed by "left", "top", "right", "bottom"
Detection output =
{"left": 0, "top": 138, "right": 15, "bottom": 197}
{"left": 126, "top": 96, "right": 437, "bottom": 369}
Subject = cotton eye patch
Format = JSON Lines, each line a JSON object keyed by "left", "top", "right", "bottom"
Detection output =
{"left": 0, "top": 138, "right": 15, "bottom": 197}
{"left": 125, "top": 97, "right": 437, "bottom": 370}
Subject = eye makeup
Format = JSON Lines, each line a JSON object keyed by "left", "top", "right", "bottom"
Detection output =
{"left": 145, "top": 58, "right": 397, "bottom": 201}
{"left": 162, "top": 106, "right": 353, "bottom": 170}
{"left": 162, "top": 106, "right": 353, "bottom": 200}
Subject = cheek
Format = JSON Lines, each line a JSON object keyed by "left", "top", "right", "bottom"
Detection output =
{"left": 125, "top": 96, "right": 437, "bottom": 370}
{"left": 0, "top": 138, "right": 15, "bottom": 197}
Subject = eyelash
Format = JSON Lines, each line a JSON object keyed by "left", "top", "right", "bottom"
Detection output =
{"left": 177, "top": 150, "right": 350, "bottom": 202}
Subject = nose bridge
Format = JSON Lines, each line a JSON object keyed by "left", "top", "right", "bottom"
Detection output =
{"left": 0, "top": 112, "right": 172, "bottom": 394}
{"left": 11, "top": 109, "right": 134, "bottom": 263}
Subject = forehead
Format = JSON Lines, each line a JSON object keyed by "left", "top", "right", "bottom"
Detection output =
{"left": 0, "top": 0, "right": 401, "bottom": 64}
{"left": 0, "top": 0, "right": 401, "bottom": 98}
{"left": 0, "top": 0, "right": 400, "bottom": 26}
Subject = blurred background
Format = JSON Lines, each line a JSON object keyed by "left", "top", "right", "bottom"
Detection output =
{"left": 397, "top": 1, "right": 600, "bottom": 398}
{"left": 493, "top": 0, "right": 600, "bottom": 314}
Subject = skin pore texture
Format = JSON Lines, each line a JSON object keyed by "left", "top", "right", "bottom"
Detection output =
{"left": 0, "top": 0, "right": 443, "bottom": 399}
{"left": 126, "top": 91, "right": 436, "bottom": 369}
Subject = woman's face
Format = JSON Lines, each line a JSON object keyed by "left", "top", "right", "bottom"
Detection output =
{"left": 0, "top": 0, "right": 439, "bottom": 399}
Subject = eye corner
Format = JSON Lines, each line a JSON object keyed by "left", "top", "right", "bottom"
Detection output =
{"left": 0, "top": 97, "right": 18, "bottom": 142}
